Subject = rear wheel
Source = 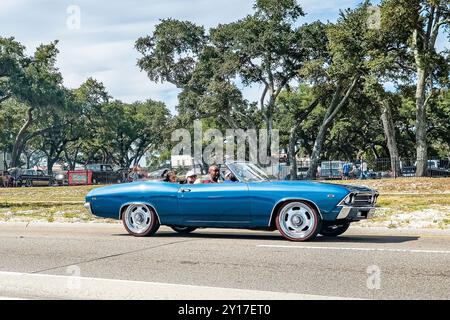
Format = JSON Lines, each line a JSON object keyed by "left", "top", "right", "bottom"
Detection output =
{"left": 320, "top": 222, "right": 350, "bottom": 237}
{"left": 122, "top": 204, "right": 160, "bottom": 237}
{"left": 275, "top": 201, "right": 321, "bottom": 241}
{"left": 170, "top": 226, "right": 197, "bottom": 234}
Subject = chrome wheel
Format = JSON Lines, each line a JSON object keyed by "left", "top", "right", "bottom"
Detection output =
{"left": 277, "top": 202, "right": 317, "bottom": 240}
{"left": 124, "top": 204, "right": 153, "bottom": 235}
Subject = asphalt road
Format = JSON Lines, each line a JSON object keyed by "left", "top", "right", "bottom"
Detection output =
{"left": 0, "top": 222, "right": 449, "bottom": 299}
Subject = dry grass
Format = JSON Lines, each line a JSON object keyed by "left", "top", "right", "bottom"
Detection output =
{"left": 0, "top": 185, "right": 97, "bottom": 203}
{"left": 0, "top": 185, "right": 104, "bottom": 223}
{"left": 331, "top": 177, "right": 450, "bottom": 194}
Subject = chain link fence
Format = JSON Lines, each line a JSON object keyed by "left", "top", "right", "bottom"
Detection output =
{"left": 262, "top": 158, "right": 450, "bottom": 180}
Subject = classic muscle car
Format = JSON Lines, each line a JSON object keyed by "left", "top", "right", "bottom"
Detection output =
{"left": 85, "top": 163, "right": 124, "bottom": 184}
{"left": 84, "top": 162, "right": 378, "bottom": 241}
{"left": 8, "top": 168, "right": 55, "bottom": 187}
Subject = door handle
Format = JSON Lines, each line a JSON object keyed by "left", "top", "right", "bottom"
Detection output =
{"left": 181, "top": 188, "right": 191, "bottom": 193}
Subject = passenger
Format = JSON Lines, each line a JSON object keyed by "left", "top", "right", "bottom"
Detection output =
{"left": 162, "top": 170, "right": 177, "bottom": 183}
{"left": 224, "top": 171, "right": 238, "bottom": 182}
{"left": 185, "top": 170, "right": 199, "bottom": 184}
{"left": 202, "top": 165, "right": 220, "bottom": 183}
{"left": 160, "top": 169, "right": 169, "bottom": 179}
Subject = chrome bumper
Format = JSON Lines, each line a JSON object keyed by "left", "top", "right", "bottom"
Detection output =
{"left": 83, "top": 202, "right": 92, "bottom": 214}
{"left": 336, "top": 206, "right": 376, "bottom": 220}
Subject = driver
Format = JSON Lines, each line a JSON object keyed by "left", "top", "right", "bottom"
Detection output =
{"left": 202, "top": 165, "right": 220, "bottom": 183}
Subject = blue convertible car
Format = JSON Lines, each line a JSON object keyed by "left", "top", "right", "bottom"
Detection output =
{"left": 84, "top": 162, "right": 378, "bottom": 241}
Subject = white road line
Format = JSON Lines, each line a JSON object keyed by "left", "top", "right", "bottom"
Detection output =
{"left": 257, "top": 245, "right": 450, "bottom": 254}
{"left": 0, "top": 271, "right": 356, "bottom": 300}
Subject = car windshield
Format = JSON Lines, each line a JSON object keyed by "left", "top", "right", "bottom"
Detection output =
{"left": 86, "top": 164, "right": 101, "bottom": 171}
{"left": 226, "top": 162, "right": 273, "bottom": 182}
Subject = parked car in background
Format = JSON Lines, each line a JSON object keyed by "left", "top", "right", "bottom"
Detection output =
{"left": 401, "top": 166, "right": 416, "bottom": 177}
{"left": 53, "top": 171, "right": 68, "bottom": 186}
{"left": 283, "top": 166, "right": 309, "bottom": 180}
{"left": 428, "top": 160, "right": 450, "bottom": 177}
{"left": 8, "top": 168, "right": 54, "bottom": 187}
{"left": 320, "top": 161, "right": 345, "bottom": 179}
{"left": 85, "top": 164, "right": 124, "bottom": 184}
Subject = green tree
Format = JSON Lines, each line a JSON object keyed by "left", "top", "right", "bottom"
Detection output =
{"left": 96, "top": 100, "right": 170, "bottom": 168}
{"left": 0, "top": 37, "right": 25, "bottom": 105}
{"left": 7, "top": 41, "right": 65, "bottom": 167}
{"left": 29, "top": 89, "right": 84, "bottom": 174}
{"left": 210, "top": 0, "right": 322, "bottom": 150}
{"left": 275, "top": 86, "right": 320, "bottom": 179}
{"left": 305, "top": 4, "right": 373, "bottom": 178}
{"left": 381, "top": 0, "right": 449, "bottom": 176}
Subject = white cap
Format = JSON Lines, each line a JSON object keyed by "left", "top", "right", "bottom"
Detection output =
{"left": 185, "top": 170, "right": 197, "bottom": 178}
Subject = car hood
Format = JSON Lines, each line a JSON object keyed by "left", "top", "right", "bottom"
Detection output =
{"left": 329, "top": 183, "right": 376, "bottom": 193}
{"left": 263, "top": 180, "right": 375, "bottom": 194}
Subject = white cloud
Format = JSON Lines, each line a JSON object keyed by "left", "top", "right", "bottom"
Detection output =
{"left": 0, "top": 0, "right": 364, "bottom": 110}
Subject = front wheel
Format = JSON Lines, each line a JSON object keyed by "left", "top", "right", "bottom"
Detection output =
{"left": 275, "top": 201, "right": 321, "bottom": 241}
{"left": 170, "top": 226, "right": 197, "bottom": 234}
{"left": 320, "top": 222, "right": 350, "bottom": 237}
{"left": 122, "top": 204, "right": 160, "bottom": 237}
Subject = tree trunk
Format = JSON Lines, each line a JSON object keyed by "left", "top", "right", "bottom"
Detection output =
{"left": 11, "top": 107, "right": 34, "bottom": 167}
{"left": 415, "top": 67, "right": 428, "bottom": 177}
{"left": 380, "top": 101, "right": 401, "bottom": 177}
{"left": 288, "top": 124, "right": 299, "bottom": 180}
{"left": 265, "top": 98, "right": 275, "bottom": 163}
{"left": 65, "top": 146, "right": 80, "bottom": 170}
{"left": 306, "top": 77, "right": 359, "bottom": 179}
{"left": 47, "top": 157, "right": 56, "bottom": 175}
{"left": 306, "top": 124, "right": 327, "bottom": 179}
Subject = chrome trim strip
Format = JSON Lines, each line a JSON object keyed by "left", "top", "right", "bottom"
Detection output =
{"left": 337, "top": 206, "right": 376, "bottom": 219}
{"left": 336, "top": 206, "right": 351, "bottom": 219}
{"left": 119, "top": 202, "right": 161, "bottom": 224}
{"left": 267, "top": 198, "right": 323, "bottom": 227}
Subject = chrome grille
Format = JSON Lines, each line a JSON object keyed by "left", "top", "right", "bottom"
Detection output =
{"left": 353, "top": 193, "right": 378, "bottom": 207}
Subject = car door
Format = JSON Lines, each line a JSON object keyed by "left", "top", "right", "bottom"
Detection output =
{"left": 177, "top": 182, "right": 251, "bottom": 227}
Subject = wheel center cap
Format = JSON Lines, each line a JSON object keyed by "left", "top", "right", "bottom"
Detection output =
{"left": 135, "top": 213, "right": 144, "bottom": 224}
{"left": 291, "top": 215, "right": 303, "bottom": 226}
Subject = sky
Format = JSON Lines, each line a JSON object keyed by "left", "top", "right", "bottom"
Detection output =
{"left": 0, "top": 0, "right": 447, "bottom": 112}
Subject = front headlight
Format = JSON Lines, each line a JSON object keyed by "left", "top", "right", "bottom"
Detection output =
{"left": 342, "top": 193, "right": 354, "bottom": 205}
